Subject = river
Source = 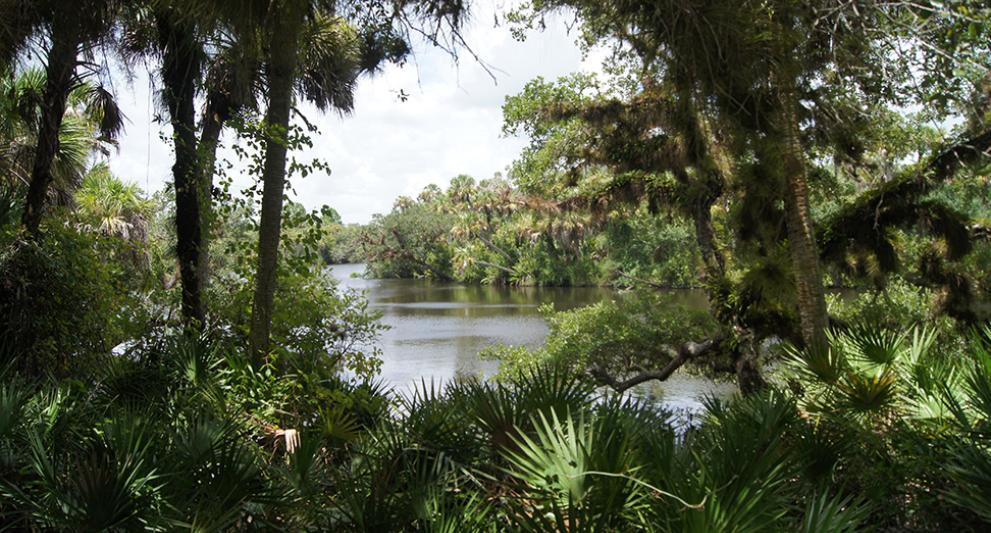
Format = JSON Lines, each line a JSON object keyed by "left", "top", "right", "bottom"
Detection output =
{"left": 328, "top": 264, "right": 736, "bottom": 411}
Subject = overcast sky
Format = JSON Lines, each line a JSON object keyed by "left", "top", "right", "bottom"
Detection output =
{"left": 103, "top": 2, "right": 600, "bottom": 224}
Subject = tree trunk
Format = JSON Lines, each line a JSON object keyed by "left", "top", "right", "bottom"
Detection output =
{"left": 692, "top": 194, "right": 724, "bottom": 281}
{"left": 195, "top": 93, "right": 231, "bottom": 293}
{"left": 157, "top": 14, "right": 206, "bottom": 328}
{"left": 733, "top": 341, "right": 767, "bottom": 396}
{"left": 249, "top": 9, "right": 303, "bottom": 362}
{"left": 776, "top": 88, "right": 829, "bottom": 348}
{"left": 685, "top": 92, "right": 769, "bottom": 394}
{"left": 21, "top": 25, "right": 78, "bottom": 235}
{"left": 680, "top": 89, "right": 728, "bottom": 283}
{"left": 197, "top": 95, "right": 228, "bottom": 189}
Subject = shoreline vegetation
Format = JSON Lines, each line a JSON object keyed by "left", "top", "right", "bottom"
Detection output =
{"left": 2, "top": 0, "right": 991, "bottom": 530}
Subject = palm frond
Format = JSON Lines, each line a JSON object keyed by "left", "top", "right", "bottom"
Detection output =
{"left": 799, "top": 492, "right": 871, "bottom": 533}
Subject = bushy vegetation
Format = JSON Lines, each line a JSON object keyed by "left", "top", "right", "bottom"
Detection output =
{"left": 483, "top": 295, "right": 718, "bottom": 379}
{"left": 0, "top": 224, "right": 144, "bottom": 375}
{"left": 350, "top": 175, "right": 702, "bottom": 287}
{"left": 2, "top": 327, "right": 991, "bottom": 530}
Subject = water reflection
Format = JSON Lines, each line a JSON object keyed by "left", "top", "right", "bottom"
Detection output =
{"left": 329, "top": 264, "right": 734, "bottom": 411}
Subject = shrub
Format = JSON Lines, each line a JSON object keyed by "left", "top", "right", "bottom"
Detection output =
{"left": 485, "top": 295, "right": 718, "bottom": 380}
{"left": 0, "top": 226, "right": 139, "bottom": 375}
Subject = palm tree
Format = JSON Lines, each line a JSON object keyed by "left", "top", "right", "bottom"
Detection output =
{"left": 0, "top": 0, "right": 125, "bottom": 235}
{"left": 153, "top": 6, "right": 209, "bottom": 328}
{"left": 0, "top": 68, "right": 119, "bottom": 206}
{"left": 244, "top": 0, "right": 450, "bottom": 360}
{"left": 159, "top": 0, "right": 470, "bottom": 359}
{"left": 74, "top": 163, "right": 153, "bottom": 269}
{"left": 249, "top": 2, "right": 359, "bottom": 360}
{"left": 75, "top": 163, "right": 151, "bottom": 241}
{"left": 134, "top": 0, "right": 411, "bottom": 335}
{"left": 120, "top": 0, "right": 262, "bottom": 329}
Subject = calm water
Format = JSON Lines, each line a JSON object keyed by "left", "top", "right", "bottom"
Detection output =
{"left": 328, "top": 264, "right": 735, "bottom": 411}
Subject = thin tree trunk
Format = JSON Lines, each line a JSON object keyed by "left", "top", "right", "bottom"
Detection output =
{"left": 685, "top": 91, "right": 768, "bottom": 394}
{"left": 195, "top": 94, "right": 230, "bottom": 292}
{"left": 477, "top": 233, "right": 513, "bottom": 263}
{"left": 249, "top": 9, "right": 303, "bottom": 362}
{"left": 679, "top": 88, "right": 727, "bottom": 283}
{"left": 198, "top": 96, "right": 228, "bottom": 188}
{"left": 21, "top": 25, "right": 78, "bottom": 235}
{"left": 776, "top": 88, "right": 829, "bottom": 348}
{"left": 692, "top": 195, "right": 724, "bottom": 281}
{"left": 158, "top": 14, "right": 205, "bottom": 328}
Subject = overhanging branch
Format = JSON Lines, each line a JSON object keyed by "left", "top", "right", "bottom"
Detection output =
{"left": 588, "top": 338, "right": 720, "bottom": 393}
{"left": 819, "top": 127, "right": 991, "bottom": 263}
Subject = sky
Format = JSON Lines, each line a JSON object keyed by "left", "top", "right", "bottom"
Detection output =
{"left": 104, "top": 2, "right": 601, "bottom": 224}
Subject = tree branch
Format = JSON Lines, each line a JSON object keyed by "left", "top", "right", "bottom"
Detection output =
{"left": 973, "top": 223, "right": 990, "bottom": 242}
{"left": 475, "top": 259, "right": 515, "bottom": 275}
{"left": 924, "top": 127, "right": 991, "bottom": 184}
{"left": 588, "top": 338, "right": 720, "bottom": 393}
{"left": 819, "top": 127, "right": 991, "bottom": 262}
{"left": 476, "top": 233, "right": 514, "bottom": 262}
{"left": 389, "top": 228, "right": 450, "bottom": 280}
{"left": 615, "top": 270, "right": 673, "bottom": 290}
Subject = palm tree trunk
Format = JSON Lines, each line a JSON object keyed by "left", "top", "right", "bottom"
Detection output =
{"left": 776, "top": 89, "right": 829, "bottom": 348}
{"left": 249, "top": 9, "right": 304, "bottom": 362}
{"left": 21, "top": 25, "right": 78, "bottom": 235}
{"left": 157, "top": 15, "right": 205, "bottom": 328}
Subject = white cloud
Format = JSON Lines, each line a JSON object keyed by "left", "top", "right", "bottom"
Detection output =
{"left": 105, "top": 2, "right": 599, "bottom": 224}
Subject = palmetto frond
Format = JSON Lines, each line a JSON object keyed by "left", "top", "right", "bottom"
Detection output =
{"left": 297, "top": 13, "right": 362, "bottom": 115}
{"left": 78, "top": 83, "right": 124, "bottom": 142}
{"left": 0, "top": 68, "right": 117, "bottom": 204}
{"left": 799, "top": 492, "right": 871, "bottom": 533}
{"left": 74, "top": 163, "right": 152, "bottom": 242}
{"left": 502, "top": 408, "right": 649, "bottom": 531}
{"left": 835, "top": 367, "right": 899, "bottom": 414}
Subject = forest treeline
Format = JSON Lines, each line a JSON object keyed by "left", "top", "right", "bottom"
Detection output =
{"left": 325, "top": 174, "right": 704, "bottom": 288}
{"left": 1, "top": 0, "right": 991, "bottom": 530}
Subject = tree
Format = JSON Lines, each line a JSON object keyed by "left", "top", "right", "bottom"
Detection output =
{"left": 125, "top": 0, "right": 400, "bottom": 331}
{"left": 502, "top": 0, "right": 990, "bottom": 391}
{"left": 0, "top": 68, "right": 120, "bottom": 206}
{"left": 515, "top": 0, "right": 991, "bottom": 348}
{"left": 153, "top": 5, "right": 209, "bottom": 327}
{"left": 502, "top": 73, "right": 774, "bottom": 392}
{"left": 0, "top": 0, "right": 124, "bottom": 235}
{"left": 244, "top": 0, "right": 471, "bottom": 361}
{"left": 247, "top": 2, "right": 366, "bottom": 360}
{"left": 74, "top": 164, "right": 152, "bottom": 244}
{"left": 361, "top": 199, "right": 456, "bottom": 280}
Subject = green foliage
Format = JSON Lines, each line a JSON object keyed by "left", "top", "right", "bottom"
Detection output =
{"left": 827, "top": 277, "right": 943, "bottom": 329}
{"left": 0, "top": 226, "right": 142, "bottom": 376}
{"left": 319, "top": 220, "right": 367, "bottom": 265}
{"left": 2, "top": 325, "right": 991, "bottom": 530}
{"left": 0, "top": 67, "right": 119, "bottom": 206}
{"left": 781, "top": 324, "right": 991, "bottom": 528}
{"left": 798, "top": 493, "right": 870, "bottom": 533}
{"left": 205, "top": 122, "right": 386, "bottom": 381}
{"left": 356, "top": 175, "right": 702, "bottom": 288}
{"left": 361, "top": 199, "right": 456, "bottom": 280}
{"left": 212, "top": 209, "right": 385, "bottom": 380}
{"left": 74, "top": 164, "right": 152, "bottom": 241}
{"left": 0, "top": 1, "right": 990, "bottom": 530}
{"left": 487, "top": 294, "right": 718, "bottom": 380}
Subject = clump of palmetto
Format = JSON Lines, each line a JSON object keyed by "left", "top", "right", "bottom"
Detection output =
{"left": 1, "top": 325, "right": 990, "bottom": 530}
